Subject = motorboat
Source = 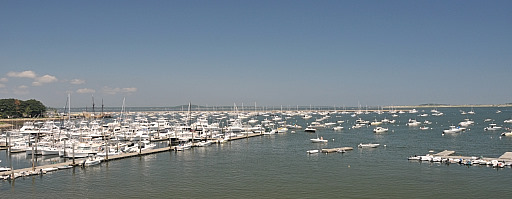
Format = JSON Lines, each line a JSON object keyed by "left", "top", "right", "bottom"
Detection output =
{"left": 307, "top": 150, "right": 319, "bottom": 154}
{"left": 0, "top": 166, "right": 11, "bottom": 172}
{"left": 458, "top": 119, "right": 474, "bottom": 127}
{"left": 373, "top": 127, "right": 388, "bottom": 133}
{"left": 352, "top": 123, "right": 365, "bottom": 129}
{"left": 310, "top": 136, "right": 328, "bottom": 143}
{"left": 420, "top": 126, "right": 430, "bottom": 130}
{"left": 501, "top": 132, "right": 512, "bottom": 136}
{"left": 484, "top": 123, "right": 502, "bottom": 131}
{"left": 406, "top": 119, "right": 421, "bottom": 126}
{"left": 83, "top": 156, "right": 103, "bottom": 166}
{"left": 370, "top": 120, "right": 382, "bottom": 126}
{"left": 358, "top": 143, "right": 380, "bottom": 148}
{"left": 408, "top": 155, "right": 421, "bottom": 160}
{"left": 332, "top": 126, "right": 344, "bottom": 131}
{"left": 304, "top": 127, "right": 316, "bottom": 133}
{"left": 41, "top": 147, "right": 60, "bottom": 156}
{"left": 443, "top": 126, "right": 465, "bottom": 134}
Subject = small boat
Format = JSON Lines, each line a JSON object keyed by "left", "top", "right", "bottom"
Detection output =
{"left": 41, "top": 167, "right": 58, "bottom": 172}
{"left": 408, "top": 155, "right": 421, "bottom": 160}
{"left": 370, "top": 120, "right": 383, "bottom": 126}
{"left": 484, "top": 123, "right": 502, "bottom": 131}
{"left": 332, "top": 126, "right": 344, "bottom": 131}
{"left": 307, "top": 150, "right": 319, "bottom": 154}
{"left": 373, "top": 127, "right": 388, "bottom": 133}
{"left": 304, "top": 127, "right": 317, "bottom": 133}
{"left": 83, "top": 156, "right": 103, "bottom": 166}
{"left": 443, "top": 126, "right": 465, "bottom": 134}
{"left": 406, "top": 119, "right": 421, "bottom": 126}
{"left": 501, "top": 132, "right": 512, "bottom": 136}
{"left": 57, "top": 165, "right": 73, "bottom": 170}
{"left": 358, "top": 143, "right": 380, "bottom": 148}
{"left": 310, "top": 136, "right": 328, "bottom": 143}
{"left": 0, "top": 167, "right": 11, "bottom": 172}
{"left": 420, "top": 126, "right": 429, "bottom": 130}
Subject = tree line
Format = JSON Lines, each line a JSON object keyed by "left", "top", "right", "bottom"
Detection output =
{"left": 0, "top": 98, "right": 47, "bottom": 118}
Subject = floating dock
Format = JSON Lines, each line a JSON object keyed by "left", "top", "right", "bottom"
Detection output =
{"left": 321, "top": 147, "right": 353, "bottom": 153}
{"left": 423, "top": 150, "right": 512, "bottom": 162}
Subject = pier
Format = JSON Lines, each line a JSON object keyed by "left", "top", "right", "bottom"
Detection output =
{"left": 1, "top": 132, "right": 264, "bottom": 179}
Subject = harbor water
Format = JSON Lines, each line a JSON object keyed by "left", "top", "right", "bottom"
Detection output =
{"left": 2, "top": 107, "right": 512, "bottom": 198}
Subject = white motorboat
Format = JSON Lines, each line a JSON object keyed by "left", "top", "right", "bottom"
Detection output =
{"left": 175, "top": 142, "right": 192, "bottom": 151}
{"left": 373, "top": 127, "right": 388, "bottom": 133}
{"left": 304, "top": 127, "right": 316, "bottom": 133}
{"left": 277, "top": 127, "right": 288, "bottom": 133}
{"left": 370, "top": 120, "right": 383, "bottom": 126}
{"left": 484, "top": 123, "right": 502, "bottom": 131}
{"left": 358, "top": 143, "right": 380, "bottom": 148}
{"left": 458, "top": 119, "right": 474, "bottom": 127}
{"left": 420, "top": 126, "right": 430, "bottom": 130}
{"left": 408, "top": 155, "right": 421, "bottom": 160}
{"left": 0, "top": 167, "right": 12, "bottom": 172}
{"left": 332, "top": 126, "right": 344, "bottom": 131}
{"left": 57, "top": 165, "right": 73, "bottom": 170}
{"left": 83, "top": 156, "right": 103, "bottom": 166}
{"left": 406, "top": 119, "right": 421, "bottom": 126}
{"left": 64, "top": 143, "right": 99, "bottom": 158}
{"left": 41, "top": 167, "right": 58, "bottom": 172}
{"left": 41, "top": 147, "right": 60, "bottom": 156}
{"left": 501, "top": 132, "right": 512, "bottom": 136}
{"left": 352, "top": 123, "right": 365, "bottom": 129}
{"left": 504, "top": 119, "right": 512, "bottom": 123}
{"left": 443, "top": 126, "right": 465, "bottom": 134}
{"left": 310, "top": 136, "right": 328, "bottom": 143}
{"left": 197, "top": 140, "right": 214, "bottom": 147}
{"left": 307, "top": 150, "right": 319, "bottom": 154}
{"left": 432, "top": 112, "right": 444, "bottom": 116}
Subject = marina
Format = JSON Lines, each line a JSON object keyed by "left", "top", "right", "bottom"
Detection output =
{"left": 2, "top": 106, "right": 512, "bottom": 198}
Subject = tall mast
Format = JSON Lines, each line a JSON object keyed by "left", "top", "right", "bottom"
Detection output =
{"left": 92, "top": 95, "right": 95, "bottom": 115}
{"left": 68, "top": 93, "right": 71, "bottom": 123}
{"left": 101, "top": 98, "right": 104, "bottom": 117}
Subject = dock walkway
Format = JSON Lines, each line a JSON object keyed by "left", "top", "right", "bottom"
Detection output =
{"left": 1, "top": 132, "right": 263, "bottom": 178}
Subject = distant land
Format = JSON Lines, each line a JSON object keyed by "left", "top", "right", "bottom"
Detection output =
{"left": 46, "top": 103, "right": 512, "bottom": 113}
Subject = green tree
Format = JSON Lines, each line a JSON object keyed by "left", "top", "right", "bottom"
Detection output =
{"left": 0, "top": 98, "right": 46, "bottom": 118}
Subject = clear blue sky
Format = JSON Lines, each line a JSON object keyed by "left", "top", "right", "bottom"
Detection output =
{"left": 1, "top": 0, "right": 511, "bottom": 108}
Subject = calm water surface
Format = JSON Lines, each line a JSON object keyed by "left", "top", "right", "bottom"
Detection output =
{"left": 2, "top": 107, "right": 512, "bottom": 198}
